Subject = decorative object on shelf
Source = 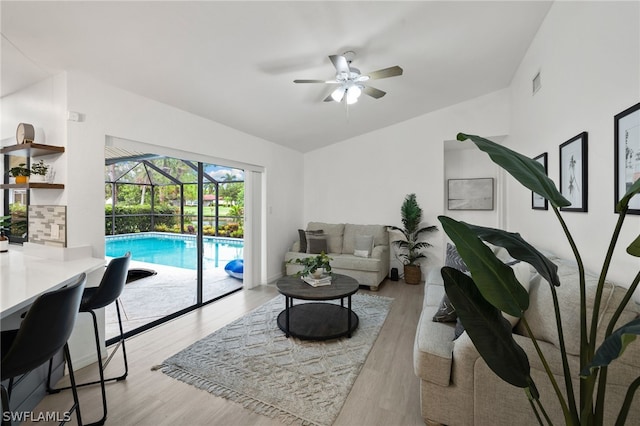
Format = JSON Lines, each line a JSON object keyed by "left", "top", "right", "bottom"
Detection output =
{"left": 388, "top": 193, "right": 437, "bottom": 285}
{"left": 29, "top": 159, "right": 50, "bottom": 182}
{"left": 614, "top": 102, "right": 640, "bottom": 215}
{"left": 532, "top": 153, "right": 549, "bottom": 210}
{"left": 16, "top": 123, "right": 35, "bottom": 144}
{"left": 7, "top": 163, "right": 30, "bottom": 184}
{"left": 447, "top": 178, "right": 495, "bottom": 210}
{"left": 0, "top": 215, "right": 10, "bottom": 252}
{"left": 287, "top": 252, "right": 332, "bottom": 278}
{"left": 559, "top": 132, "right": 588, "bottom": 212}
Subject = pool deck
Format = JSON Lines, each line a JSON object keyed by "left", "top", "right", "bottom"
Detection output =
{"left": 104, "top": 259, "right": 243, "bottom": 339}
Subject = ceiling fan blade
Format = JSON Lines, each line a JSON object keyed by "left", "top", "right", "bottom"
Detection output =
{"left": 363, "top": 86, "right": 386, "bottom": 99}
{"left": 323, "top": 93, "right": 336, "bottom": 102}
{"left": 366, "top": 66, "right": 403, "bottom": 80}
{"left": 293, "top": 79, "right": 338, "bottom": 84}
{"left": 329, "top": 55, "right": 350, "bottom": 75}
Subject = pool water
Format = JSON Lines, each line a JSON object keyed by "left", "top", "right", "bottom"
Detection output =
{"left": 106, "top": 233, "right": 243, "bottom": 270}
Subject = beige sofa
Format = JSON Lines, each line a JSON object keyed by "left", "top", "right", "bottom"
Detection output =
{"left": 284, "top": 222, "right": 389, "bottom": 291}
{"left": 414, "top": 250, "right": 640, "bottom": 425}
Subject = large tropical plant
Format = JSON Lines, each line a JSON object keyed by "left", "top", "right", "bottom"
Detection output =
{"left": 439, "top": 133, "right": 640, "bottom": 425}
{"left": 389, "top": 193, "right": 438, "bottom": 266}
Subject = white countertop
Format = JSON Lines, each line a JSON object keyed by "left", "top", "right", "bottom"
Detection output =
{"left": 1, "top": 247, "right": 105, "bottom": 319}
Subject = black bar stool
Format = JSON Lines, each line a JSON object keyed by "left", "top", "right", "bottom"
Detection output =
{"left": 1, "top": 272, "right": 87, "bottom": 426}
{"left": 48, "top": 253, "right": 131, "bottom": 426}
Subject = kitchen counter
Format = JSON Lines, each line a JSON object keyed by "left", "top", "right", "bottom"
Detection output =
{"left": 1, "top": 246, "right": 105, "bottom": 319}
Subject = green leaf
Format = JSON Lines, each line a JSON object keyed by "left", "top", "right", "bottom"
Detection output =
{"left": 580, "top": 318, "right": 640, "bottom": 377}
{"left": 439, "top": 216, "right": 529, "bottom": 316}
{"left": 467, "top": 224, "right": 561, "bottom": 287}
{"left": 627, "top": 234, "right": 640, "bottom": 257}
{"left": 617, "top": 178, "right": 640, "bottom": 212}
{"left": 442, "top": 266, "right": 532, "bottom": 388}
{"left": 457, "top": 133, "right": 570, "bottom": 208}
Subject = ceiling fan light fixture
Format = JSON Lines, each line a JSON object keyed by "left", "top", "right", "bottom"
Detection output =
{"left": 346, "top": 85, "right": 362, "bottom": 104}
{"left": 331, "top": 87, "right": 345, "bottom": 102}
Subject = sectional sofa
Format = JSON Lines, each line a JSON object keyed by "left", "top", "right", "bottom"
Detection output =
{"left": 414, "top": 247, "right": 640, "bottom": 425}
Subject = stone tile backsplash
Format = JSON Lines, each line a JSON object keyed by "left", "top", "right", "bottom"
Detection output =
{"left": 28, "top": 205, "right": 67, "bottom": 247}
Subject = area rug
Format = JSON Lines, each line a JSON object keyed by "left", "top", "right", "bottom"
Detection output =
{"left": 157, "top": 293, "right": 393, "bottom": 426}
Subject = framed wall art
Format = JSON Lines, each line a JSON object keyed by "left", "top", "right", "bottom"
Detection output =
{"left": 614, "top": 102, "right": 640, "bottom": 214}
{"left": 447, "top": 178, "right": 494, "bottom": 210}
{"left": 532, "top": 153, "right": 548, "bottom": 210}
{"left": 559, "top": 132, "right": 588, "bottom": 212}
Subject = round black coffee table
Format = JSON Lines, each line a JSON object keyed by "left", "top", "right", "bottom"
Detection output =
{"left": 276, "top": 273, "right": 359, "bottom": 340}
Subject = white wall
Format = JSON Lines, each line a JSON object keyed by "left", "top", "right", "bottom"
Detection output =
{"left": 64, "top": 72, "right": 304, "bottom": 284}
{"left": 507, "top": 1, "right": 640, "bottom": 287}
{"left": 302, "top": 89, "right": 511, "bottom": 274}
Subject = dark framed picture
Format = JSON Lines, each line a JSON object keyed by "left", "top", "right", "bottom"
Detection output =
{"left": 559, "top": 132, "right": 588, "bottom": 212}
{"left": 447, "top": 178, "right": 494, "bottom": 210}
{"left": 614, "top": 102, "right": 640, "bottom": 214}
{"left": 532, "top": 153, "right": 548, "bottom": 210}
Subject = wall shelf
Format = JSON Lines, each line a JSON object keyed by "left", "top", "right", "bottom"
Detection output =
{"left": 1, "top": 143, "right": 65, "bottom": 157}
{"left": 0, "top": 183, "right": 64, "bottom": 190}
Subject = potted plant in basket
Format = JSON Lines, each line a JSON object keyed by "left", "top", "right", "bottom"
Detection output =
{"left": 7, "top": 163, "right": 30, "bottom": 184}
{"left": 389, "top": 193, "right": 438, "bottom": 285}
{"left": 30, "top": 159, "right": 50, "bottom": 182}
{"left": 0, "top": 215, "right": 11, "bottom": 253}
{"left": 288, "top": 252, "right": 332, "bottom": 278}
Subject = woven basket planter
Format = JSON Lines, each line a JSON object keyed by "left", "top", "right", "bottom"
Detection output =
{"left": 403, "top": 264, "right": 421, "bottom": 285}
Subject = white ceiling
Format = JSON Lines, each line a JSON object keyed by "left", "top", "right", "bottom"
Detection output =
{"left": 1, "top": 1, "right": 552, "bottom": 153}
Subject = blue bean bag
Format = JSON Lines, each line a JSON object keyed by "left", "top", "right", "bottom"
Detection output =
{"left": 225, "top": 259, "right": 244, "bottom": 280}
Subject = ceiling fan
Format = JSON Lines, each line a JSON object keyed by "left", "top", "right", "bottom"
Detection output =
{"left": 294, "top": 51, "right": 403, "bottom": 104}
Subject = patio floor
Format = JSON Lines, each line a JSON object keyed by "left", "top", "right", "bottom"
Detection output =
{"left": 104, "top": 260, "right": 243, "bottom": 339}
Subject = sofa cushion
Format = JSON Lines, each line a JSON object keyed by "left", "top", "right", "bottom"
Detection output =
{"left": 342, "top": 224, "right": 388, "bottom": 254}
{"left": 517, "top": 259, "right": 605, "bottom": 355}
{"left": 307, "top": 222, "right": 344, "bottom": 254}
{"left": 414, "top": 305, "right": 455, "bottom": 386}
{"left": 354, "top": 235, "right": 374, "bottom": 257}
{"left": 330, "top": 254, "right": 381, "bottom": 272}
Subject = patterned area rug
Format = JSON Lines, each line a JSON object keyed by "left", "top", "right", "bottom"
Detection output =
{"left": 158, "top": 293, "right": 393, "bottom": 426}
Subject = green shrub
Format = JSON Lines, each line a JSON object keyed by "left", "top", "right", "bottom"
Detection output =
{"left": 105, "top": 204, "right": 178, "bottom": 234}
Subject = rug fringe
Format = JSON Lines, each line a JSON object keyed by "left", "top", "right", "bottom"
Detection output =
{"left": 159, "top": 365, "right": 323, "bottom": 426}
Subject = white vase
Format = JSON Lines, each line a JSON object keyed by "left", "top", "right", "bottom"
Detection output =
{"left": 0, "top": 239, "right": 8, "bottom": 253}
{"left": 30, "top": 174, "right": 46, "bottom": 183}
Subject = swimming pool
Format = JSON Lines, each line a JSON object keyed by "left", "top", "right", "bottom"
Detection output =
{"left": 105, "top": 232, "right": 243, "bottom": 270}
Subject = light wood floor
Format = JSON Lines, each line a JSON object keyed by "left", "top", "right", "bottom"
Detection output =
{"left": 28, "top": 279, "right": 425, "bottom": 426}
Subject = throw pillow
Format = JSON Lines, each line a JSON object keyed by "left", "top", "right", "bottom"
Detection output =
{"left": 432, "top": 294, "right": 457, "bottom": 323}
{"left": 300, "top": 229, "right": 323, "bottom": 253}
{"left": 354, "top": 234, "right": 374, "bottom": 258}
{"left": 306, "top": 232, "right": 328, "bottom": 254}
{"left": 453, "top": 318, "right": 465, "bottom": 340}
{"left": 445, "top": 243, "right": 469, "bottom": 273}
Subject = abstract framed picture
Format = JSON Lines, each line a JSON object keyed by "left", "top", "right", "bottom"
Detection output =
{"left": 614, "top": 102, "right": 640, "bottom": 214}
{"left": 447, "top": 178, "right": 494, "bottom": 210}
{"left": 559, "top": 132, "right": 588, "bottom": 212}
{"left": 532, "top": 153, "right": 548, "bottom": 210}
